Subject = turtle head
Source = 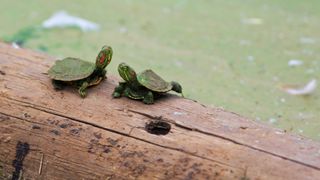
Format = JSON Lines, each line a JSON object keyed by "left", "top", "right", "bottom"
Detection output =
{"left": 95, "top": 45, "right": 113, "bottom": 70}
{"left": 171, "top": 81, "right": 184, "bottom": 97}
{"left": 118, "top": 63, "right": 137, "bottom": 82}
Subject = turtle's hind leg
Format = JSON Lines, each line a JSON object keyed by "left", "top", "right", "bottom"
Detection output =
{"left": 78, "top": 81, "right": 89, "bottom": 98}
{"left": 52, "top": 80, "right": 65, "bottom": 90}
{"left": 112, "top": 82, "right": 126, "bottom": 98}
{"left": 143, "top": 91, "right": 154, "bottom": 104}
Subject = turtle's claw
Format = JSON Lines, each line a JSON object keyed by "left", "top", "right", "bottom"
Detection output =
{"left": 143, "top": 91, "right": 154, "bottom": 104}
{"left": 112, "top": 92, "right": 121, "bottom": 98}
{"left": 143, "top": 99, "right": 154, "bottom": 104}
{"left": 79, "top": 89, "right": 87, "bottom": 98}
{"left": 80, "top": 93, "right": 87, "bottom": 98}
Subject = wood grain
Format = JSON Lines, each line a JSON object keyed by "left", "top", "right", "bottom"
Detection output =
{"left": 0, "top": 42, "right": 320, "bottom": 180}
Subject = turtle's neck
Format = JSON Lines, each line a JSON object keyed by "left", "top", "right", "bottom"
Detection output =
{"left": 93, "top": 67, "right": 104, "bottom": 76}
{"left": 129, "top": 78, "right": 140, "bottom": 90}
{"left": 96, "top": 66, "right": 105, "bottom": 72}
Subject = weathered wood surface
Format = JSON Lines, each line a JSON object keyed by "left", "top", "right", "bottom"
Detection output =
{"left": 0, "top": 42, "right": 320, "bottom": 180}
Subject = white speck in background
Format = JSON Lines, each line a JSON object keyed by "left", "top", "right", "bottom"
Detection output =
{"left": 282, "top": 79, "right": 317, "bottom": 96}
{"left": 247, "top": 55, "right": 255, "bottom": 62}
{"left": 162, "top": 7, "right": 171, "bottom": 14}
{"left": 42, "top": 11, "right": 100, "bottom": 32}
{"left": 288, "top": 59, "right": 303, "bottom": 67}
{"left": 301, "top": 49, "right": 313, "bottom": 56}
{"left": 239, "top": 40, "right": 251, "bottom": 46}
{"left": 268, "top": 118, "right": 277, "bottom": 124}
{"left": 174, "top": 60, "right": 183, "bottom": 67}
{"left": 272, "top": 76, "right": 279, "bottom": 82}
{"left": 241, "top": 18, "right": 263, "bottom": 25}
{"left": 306, "top": 69, "right": 315, "bottom": 74}
{"left": 119, "top": 27, "right": 128, "bottom": 34}
{"left": 298, "top": 112, "right": 304, "bottom": 118}
{"left": 299, "top": 37, "right": 316, "bottom": 44}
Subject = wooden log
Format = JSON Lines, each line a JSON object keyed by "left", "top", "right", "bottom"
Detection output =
{"left": 0, "top": 42, "right": 320, "bottom": 180}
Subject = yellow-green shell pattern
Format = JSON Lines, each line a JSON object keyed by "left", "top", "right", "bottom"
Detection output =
{"left": 48, "top": 57, "right": 95, "bottom": 81}
{"left": 137, "top": 70, "right": 173, "bottom": 92}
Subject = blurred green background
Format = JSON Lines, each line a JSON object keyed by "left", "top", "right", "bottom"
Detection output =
{"left": 0, "top": 0, "right": 319, "bottom": 139}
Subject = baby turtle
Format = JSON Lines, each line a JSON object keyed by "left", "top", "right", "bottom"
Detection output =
{"left": 48, "top": 45, "right": 113, "bottom": 97}
{"left": 112, "top": 63, "right": 183, "bottom": 104}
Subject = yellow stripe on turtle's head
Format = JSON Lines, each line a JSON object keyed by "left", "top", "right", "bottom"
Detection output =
{"left": 118, "top": 63, "right": 137, "bottom": 82}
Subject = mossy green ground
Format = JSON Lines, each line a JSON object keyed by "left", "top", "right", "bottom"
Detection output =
{"left": 1, "top": 0, "right": 319, "bottom": 139}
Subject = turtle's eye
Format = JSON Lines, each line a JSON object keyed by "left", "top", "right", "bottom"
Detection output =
{"left": 130, "top": 70, "right": 135, "bottom": 77}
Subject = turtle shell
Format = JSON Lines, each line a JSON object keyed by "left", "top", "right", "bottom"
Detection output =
{"left": 137, "top": 69, "right": 172, "bottom": 92}
{"left": 48, "top": 57, "right": 95, "bottom": 81}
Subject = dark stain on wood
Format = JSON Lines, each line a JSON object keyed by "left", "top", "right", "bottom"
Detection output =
{"left": 93, "top": 132, "right": 102, "bottom": 139}
{"left": 0, "top": 70, "right": 6, "bottom": 75}
{"left": 69, "top": 128, "right": 82, "bottom": 136}
{"left": 31, "top": 125, "right": 41, "bottom": 130}
{"left": 145, "top": 120, "right": 171, "bottom": 135}
{"left": 12, "top": 141, "right": 30, "bottom": 180}
{"left": 50, "top": 129, "right": 60, "bottom": 136}
{"left": 59, "top": 123, "right": 69, "bottom": 128}
{"left": 106, "top": 137, "right": 118, "bottom": 146}
{"left": 23, "top": 113, "right": 31, "bottom": 118}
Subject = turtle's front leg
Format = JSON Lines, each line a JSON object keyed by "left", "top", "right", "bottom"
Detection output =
{"left": 112, "top": 82, "right": 126, "bottom": 98}
{"left": 52, "top": 80, "right": 65, "bottom": 90}
{"left": 143, "top": 91, "right": 154, "bottom": 104}
{"left": 78, "top": 81, "right": 89, "bottom": 98}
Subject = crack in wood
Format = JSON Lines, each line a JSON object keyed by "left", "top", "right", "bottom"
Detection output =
{"left": 5, "top": 96, "right": 63, "bottom": 114}
{"left": 128, "top": 109, "right": 320, "bottom": 171}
